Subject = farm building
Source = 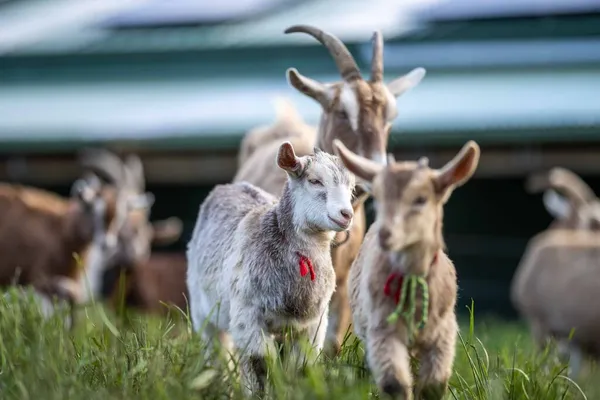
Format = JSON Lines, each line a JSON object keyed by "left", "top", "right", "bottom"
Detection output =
{"left": 1, "top": 0, "right": 600, "bottom": 317}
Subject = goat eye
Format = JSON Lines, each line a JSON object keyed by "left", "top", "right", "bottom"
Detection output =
{"left": 413, "top": 196, "right": 427, "bottom": 206}
{"left": 308, "top": 179, "right": 323, "bottom": 186}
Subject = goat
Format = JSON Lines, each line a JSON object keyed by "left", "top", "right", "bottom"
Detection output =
{"left": 83, "top": 150, "right": 189, "bottom": 316}
{"left": 234, "top": 24, "right": 427, "bottom": 352}
{"left": 236, "top": 96, "right": 316, "bottom": 170}
{"left": 79, "top": 148, "right": 163, "bottom": 273}
{"left": 101, "top": 220, "right": 187, "bottom": 315}
{"left": 333, "top": 139, "right": 480, "bottom": 399}
{"left": 511, "top": 229, "right": 600, "bottom": 378}
{"left": 0, "top": 174, "right": 117, "bottom": 325}
{"left": 525, "top": 167, "right": 600, "bottom": 230}
{"left": 511, "top": 167, "right": 600, "bottom": 377}
{"left": 234, "top": 97, "right": 317, "bottom": 198}
{"left": 187, "top": 141, "right": 355, "bottom": 395}
{"left": 0, "top": 147, "right": 171, "bottom": 326}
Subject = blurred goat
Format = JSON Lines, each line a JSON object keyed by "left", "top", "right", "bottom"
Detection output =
{"left": 234, "top": 24, "right": 426, "bottom": 352}
{"left": 0, "top": 148, "right": 156, "bottom": 326}
{"left": 102, "top": 227, "right": 187, "bottom": 315}
{"left": 525, "top": 167, "right": 600, "bottom": 231}
{"left": 236, "top": 97, "right": 316, "bottom": 170}
{"left": 84, "top": 150, "right": 187, "bottom": 315}
{"left": 512, "top": 167, "right": 600, "bottom": 378}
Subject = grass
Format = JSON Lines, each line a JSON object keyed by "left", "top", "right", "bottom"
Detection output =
{"left": 0, "top": 291, "right": 597, "bottom": 400}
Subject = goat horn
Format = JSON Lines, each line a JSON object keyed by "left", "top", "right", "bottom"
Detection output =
{"left": 124, "top": 154, "right": 146, "bottom": 193}
{"left": 371, "top": 31, "right": 383, "bottom": 82}
{"left": 284, "top": 25, "right": 361, "bottom": 82}
{"left": 526, "top": 167, "right": 596, "bottom": 206}
{"left": 548, "top": 167, "right": 596, "bottom": 205}
{"left": 79, "top": 148, "right": 124, "bottom": 187}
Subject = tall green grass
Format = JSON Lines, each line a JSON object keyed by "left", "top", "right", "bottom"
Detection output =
{"left": 0, "top": 289, "right": 596, "bottom": 399}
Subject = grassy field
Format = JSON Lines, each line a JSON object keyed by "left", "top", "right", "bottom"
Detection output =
{"left": 0, "top": 291, "right": 596, "bottom": 400}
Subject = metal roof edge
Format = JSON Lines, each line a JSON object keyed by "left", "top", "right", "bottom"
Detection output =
{"left": 359, "top": 38, "right": 600, "bottom": 70}
{"left": 0, "top": 125, "right": 598, "bottom": 155}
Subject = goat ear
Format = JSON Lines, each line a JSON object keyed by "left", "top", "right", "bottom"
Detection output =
{"left": 433, "top": 141, "right": 480, "bottom": 199}
{"left": 151, "top": 217, "right": 183, "bottom": 245}
{"left": 386, "top": 67, "right": 426, "bottom": 97}
{"left": 332, "top": 139, "right": 383, "bottom": 184}
{"left": 543, "top": 189, "right": 572, "bottom": 220}
{"left": 286, "top": 68, "right": 331, "bottom": 106}
{"left": 277, "top": 141, "right": 304, "bottom": 177}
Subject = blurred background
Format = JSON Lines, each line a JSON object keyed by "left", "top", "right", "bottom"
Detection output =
{"left": 1, "top": 0, "right": 599, "bottom": 318}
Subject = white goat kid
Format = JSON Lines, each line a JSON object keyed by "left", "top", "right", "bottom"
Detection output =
{"left": 186, "top": 141, "right": 355, "bottom": 395}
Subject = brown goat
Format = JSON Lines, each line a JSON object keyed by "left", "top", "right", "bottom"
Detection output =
{"left": 0, "top": 148, "right": 177, "bottom": 326}
{"left": 512, "top": 167, "right": 600, "bottom": 377}
{"left": 0, "top": 174, "right": 119, "bottom": 322}
{"left": 233, "top": 25, "right": 426, "bottom": 353}
{"left": 334, "top": 139, "right": 480, "bottom": 399}
{"left": 101, "top": 220, "right": 187, "bottom": 315}
{"left": 511, "top": 229, "right": 600, "bottom": 378}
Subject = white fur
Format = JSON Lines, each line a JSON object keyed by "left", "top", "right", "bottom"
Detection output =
{"left": 543, "top": 189, "right": 571, "bottom": 220}
{"left": 340, "top": 83, "right": 360, "bottom": 131}
{"left": 187, "top": 149, "right": 355, "bottom": 395}
{"left": 77, "top": 197, "right": 109, "bottom": 303}
{"left": 291, "top": 162, "right": 354, "bottom": 232}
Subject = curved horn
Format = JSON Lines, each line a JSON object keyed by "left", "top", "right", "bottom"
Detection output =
{"left": 79, "top": 148, "right": 124, "bottom": 187}
{"left": 285, "top": 25, "right": 361, "bottom": 82}
{"left": 526, "top": 167, "right": 596, "bottom": 206}
{"left": 124, "top": 154, "right": 145, "bottom": 193}
{"left": 370, "top": 31, "right": 383, "bottom": 82}
{"left": 548, "top": 167, "right": 596, "bottom": 205}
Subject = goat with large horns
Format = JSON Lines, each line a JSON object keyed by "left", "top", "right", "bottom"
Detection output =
{"left": 233, "top": 25, "right": 426, "bottom": 353}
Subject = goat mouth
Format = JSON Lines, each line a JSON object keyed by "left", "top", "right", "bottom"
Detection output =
{"left": 328, "top": 216, "right": 350, "bottom": 230}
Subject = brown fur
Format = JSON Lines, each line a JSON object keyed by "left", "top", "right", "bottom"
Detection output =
{"left": 0, "top": 180, "right": 117, "bottom": 306}
{"left": 234, "top": 25, "right": 426, "bottom": 352}
{"left": 512, "top": 168, "right": 600, "bottom": 376}
{"left": 334, "top": 140, "right": 480, "bottom": 399}
{"left": 511, "top": 230, "right": 600, "bottom": 372}
{"left": 107, "top": 252, "right": 188, "bottom": 315}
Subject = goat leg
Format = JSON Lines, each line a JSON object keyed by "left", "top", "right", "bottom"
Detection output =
{"left": 414, "top": 318, "right": 457, "bottom": 400}
{"left": 367, "top": 323, "right": 413, "bottom": 400}
{"left": 230, "top": 306, "right": 276, "bottom": 397}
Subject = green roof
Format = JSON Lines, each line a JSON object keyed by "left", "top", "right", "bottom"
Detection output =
{"left": 0, "top": 67, "right": 599, "bottom": 152}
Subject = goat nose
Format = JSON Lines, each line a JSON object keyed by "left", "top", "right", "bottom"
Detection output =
{"left": 339, "top": 208, "right": 353, "bottom": 221}
{"left": 378, "top": 228, "right": 391, "bottom": 249}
